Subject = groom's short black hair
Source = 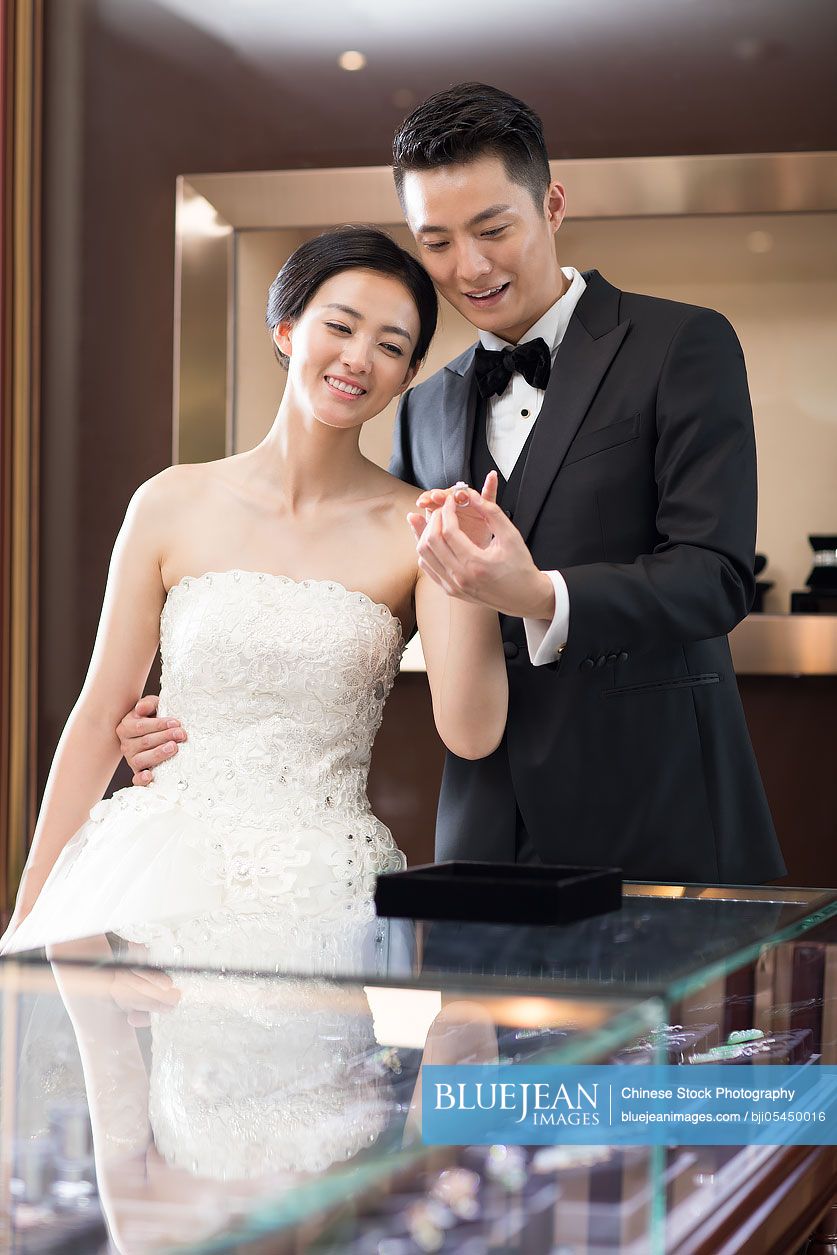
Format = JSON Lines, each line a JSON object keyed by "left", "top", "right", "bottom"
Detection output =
{"left": 392, "top": 83, "right": 551, "bottom": 210}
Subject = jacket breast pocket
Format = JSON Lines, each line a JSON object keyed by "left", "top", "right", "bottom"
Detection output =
{"left": 563, "top": 413, "right": 641, "bottom": 467}
{"left": 603, "top": 673, "right": 721, "bottom": 698}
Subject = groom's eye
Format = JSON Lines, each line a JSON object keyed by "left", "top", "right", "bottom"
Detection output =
{"left": 423, "top": 240, "right": 449, "bottom": 252}
{"left": 481, "top": 226, "right": 509, "bottom": 238}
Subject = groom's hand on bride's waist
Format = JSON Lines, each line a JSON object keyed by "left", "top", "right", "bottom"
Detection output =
{"left": 117, "top": 694, "right": 187, "bottom": 786}
{"left": 110, "top": 966, "right": 181, "bottom": 1028}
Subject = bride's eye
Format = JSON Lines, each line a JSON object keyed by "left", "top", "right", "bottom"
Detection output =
{"left": 381, "top": 342, "right": 404, "bottom": 356}
{"left": 325, "top": 321, "right": 351, "bottom": 334}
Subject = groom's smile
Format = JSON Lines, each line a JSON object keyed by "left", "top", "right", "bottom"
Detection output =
{"left": 463, "top": 281, "right": 510, "bottom": 310}
{"left": 401, "top": 155, "right": 567, "bottom": 345}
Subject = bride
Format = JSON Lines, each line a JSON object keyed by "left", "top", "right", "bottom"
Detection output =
{"left": 1, "top": 225, "right": 507, "bottom": 958}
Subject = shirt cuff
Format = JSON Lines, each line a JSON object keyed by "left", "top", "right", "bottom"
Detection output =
{"left": 523, "top": 570, "right": 570, "bottom": 666}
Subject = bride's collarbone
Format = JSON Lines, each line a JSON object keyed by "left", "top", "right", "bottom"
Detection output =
{"left": 163, "top": 494, "right": 418, "bottom": 619}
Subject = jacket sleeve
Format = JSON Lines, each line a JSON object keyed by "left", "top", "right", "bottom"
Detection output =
{"left": 388, "top": 387, "right": 414, "bottom": 480}
{"left": 559, "top": 308, "right": 757, "bottom": 668}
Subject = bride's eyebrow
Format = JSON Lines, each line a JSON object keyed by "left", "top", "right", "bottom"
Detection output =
{"left": 324, "top": 303, "right": 412, "bottom": 343}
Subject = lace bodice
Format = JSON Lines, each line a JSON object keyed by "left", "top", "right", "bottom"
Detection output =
{"left": 157, "top": 570, "right": 403, "bottom": 818}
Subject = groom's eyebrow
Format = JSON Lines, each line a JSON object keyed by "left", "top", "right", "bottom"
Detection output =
{"left": 417, "top": 204, "right": 513, "bottom": 234}
{"left": 325, "top": 303, "right": 412, "bottom": 342}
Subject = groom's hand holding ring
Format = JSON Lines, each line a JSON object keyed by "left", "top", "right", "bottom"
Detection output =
{"left": 407, "top": 472, "right": 556, "bottom": 621}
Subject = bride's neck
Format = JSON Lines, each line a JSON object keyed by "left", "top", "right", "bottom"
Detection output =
{"left": 254, "top": 398, "right": 368, "bottom": 510}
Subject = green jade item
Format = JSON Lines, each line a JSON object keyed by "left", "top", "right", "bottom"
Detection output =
{"left": 691, "top": 1043, "right": 748, "bottom": 1062}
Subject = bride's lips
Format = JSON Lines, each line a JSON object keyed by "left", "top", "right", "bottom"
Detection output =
{"left": 324, "top": 374, "right": 368, "bottom": 400}
{"left": 463, "top": 282, "right": 510, "bottom": 309}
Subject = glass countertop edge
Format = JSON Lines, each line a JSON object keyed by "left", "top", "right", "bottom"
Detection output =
{"left": 2, "top": 885, "right": 834, "bottom": 1000}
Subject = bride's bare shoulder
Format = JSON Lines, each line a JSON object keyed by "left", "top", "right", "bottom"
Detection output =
{"left": 379, "top": 470, "right": 423, "bottom": 513}
{"left": 130, "top": 460, "right": 228, "bottom": 514}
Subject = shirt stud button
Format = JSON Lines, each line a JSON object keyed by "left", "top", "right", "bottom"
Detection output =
{"left": 520, "top": 408, "right": 530, "bottom": 418}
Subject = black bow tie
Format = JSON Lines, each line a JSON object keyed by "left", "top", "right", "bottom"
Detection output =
{"left": 474, "top": 337, "right": 551, "bottom": 400}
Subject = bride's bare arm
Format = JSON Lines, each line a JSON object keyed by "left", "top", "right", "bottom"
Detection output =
{"left": 8, "top": 479, "right": 169, "bottom": 929}
{"left": 413, "top": 495, "right": 508, "bottom": 761}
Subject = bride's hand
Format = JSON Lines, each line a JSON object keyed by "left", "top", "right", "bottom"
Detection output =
{"left": 408, "top": 471, "right": 498, "bottom": 551}
{"left": 1, "top": 872, "right": 43, "bottom": 947}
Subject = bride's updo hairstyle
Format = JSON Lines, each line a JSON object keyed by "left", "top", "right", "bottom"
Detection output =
{"left": 266, "top": 225, "right": 437, "bottom": 371}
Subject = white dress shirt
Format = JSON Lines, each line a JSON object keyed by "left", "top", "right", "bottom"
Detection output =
{"left": 478, "top": 267, "right": 586, "bottom": 665}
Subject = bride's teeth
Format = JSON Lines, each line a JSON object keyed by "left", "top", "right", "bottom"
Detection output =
{"left": 326, "top": 377, "right": 364, "bottom": 395}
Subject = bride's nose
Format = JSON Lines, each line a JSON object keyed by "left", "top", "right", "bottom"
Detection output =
{"left": 340, "top": 335, "right": 373, "bottom": 376}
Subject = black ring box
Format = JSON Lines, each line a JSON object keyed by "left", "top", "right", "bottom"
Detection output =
{"left": 374, "top": 860, "right": 623, "bottom": 926}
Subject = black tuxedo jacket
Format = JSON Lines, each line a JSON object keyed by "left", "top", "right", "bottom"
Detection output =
{"left": 389, "top": 271, "right": 786, "bottom": 884}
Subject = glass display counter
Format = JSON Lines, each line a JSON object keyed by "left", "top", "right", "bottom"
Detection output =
{"left": 1, "top": 882, "right": 835, "bottom": 1252}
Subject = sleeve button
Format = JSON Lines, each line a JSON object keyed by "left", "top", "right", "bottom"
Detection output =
{"left": 595, "top": 655, "right": 607, "bottom": 668}
{"left": 606, "top": 653, "right": 618, "bottom": 664}
{"left": 618, "top": 651, "right": 629, "bottom": 662}
{"left": 580, "top": 658, "right": 595, "bottom": 672}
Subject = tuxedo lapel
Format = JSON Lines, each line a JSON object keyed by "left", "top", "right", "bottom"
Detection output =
{"left": 513, "top": 274, "right": 630, "bottom": 543}
{"left": 441, "top": 347, "right": 478, "bottom": 485}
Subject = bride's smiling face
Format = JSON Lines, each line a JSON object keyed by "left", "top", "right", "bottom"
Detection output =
{"left": 274, "top": 269, "right": 420, "bottom": 431}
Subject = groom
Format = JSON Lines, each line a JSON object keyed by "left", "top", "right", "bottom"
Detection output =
{"left": 118, "top": 83, "right": 784, "bottom": 884}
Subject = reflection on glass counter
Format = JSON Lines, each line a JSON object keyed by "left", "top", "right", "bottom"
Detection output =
{"left": 1, "top": 884, "right": 836, "bottom": 1252}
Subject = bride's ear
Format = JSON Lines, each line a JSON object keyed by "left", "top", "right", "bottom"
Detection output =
{"left": 396, "top": 363, "right": 419, "bottom": 395}
{"left": 273, "top": 320, "right": 293, "bottom": 360}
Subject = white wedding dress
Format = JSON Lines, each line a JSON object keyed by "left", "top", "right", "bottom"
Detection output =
{"left": 3, "top": 569, "right": 408, "bottom": 964}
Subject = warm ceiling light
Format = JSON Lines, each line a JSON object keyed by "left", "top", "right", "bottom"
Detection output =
{"left": 338, "top": 50, "right": 366, "bottom": 71}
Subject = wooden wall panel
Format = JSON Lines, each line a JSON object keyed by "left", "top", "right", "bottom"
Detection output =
{"left": 1, "top": 0, "right": 41, "bottom": 913}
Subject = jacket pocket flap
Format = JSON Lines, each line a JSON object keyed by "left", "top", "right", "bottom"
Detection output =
{"left": 564, "top": 412, "right": 640, "bottom": 467}
{"left": 603, "top": 672, "right": 721, "bottom": 697}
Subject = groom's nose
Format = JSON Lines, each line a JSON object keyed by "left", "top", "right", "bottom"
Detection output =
{"left": 455, "top": 238, "right": 493, "bottom": 286}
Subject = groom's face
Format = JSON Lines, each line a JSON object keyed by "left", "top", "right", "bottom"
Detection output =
{"left": 401, "top": 155, "right": 565, "bottom": 344}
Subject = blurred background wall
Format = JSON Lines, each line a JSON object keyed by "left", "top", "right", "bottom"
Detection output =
{"left": 30, "top": 0, "right": 837, "bottom": 882}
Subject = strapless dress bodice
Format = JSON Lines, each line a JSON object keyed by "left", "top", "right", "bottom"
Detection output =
{"left": 150, "top": 569, "right": 403, "bottom": 824}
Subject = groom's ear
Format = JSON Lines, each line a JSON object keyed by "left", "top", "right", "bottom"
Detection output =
{"left": 545, "top": 180, "right": 567, "bottom": 237}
